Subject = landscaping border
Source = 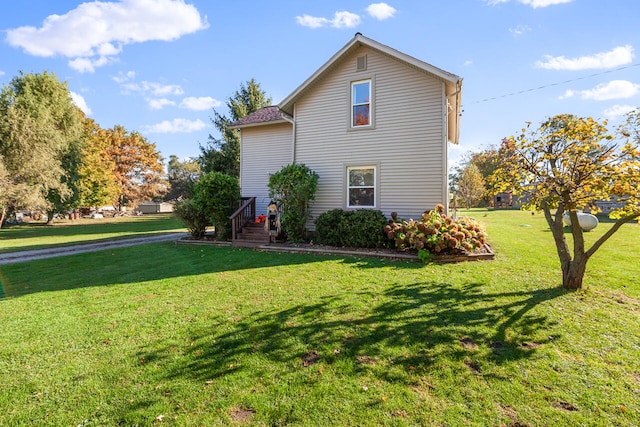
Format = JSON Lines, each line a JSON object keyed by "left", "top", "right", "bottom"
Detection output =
{"left": 176, "top": 238, "right": 494, "bottom": 263}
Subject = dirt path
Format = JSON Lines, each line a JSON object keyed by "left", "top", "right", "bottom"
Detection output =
{"left": 0, "top": 232, "right": 187, "bottom": 266}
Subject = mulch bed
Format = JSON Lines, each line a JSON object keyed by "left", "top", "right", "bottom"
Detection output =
{"left": 256, "top": 241, "right": 493, "bottom": 263}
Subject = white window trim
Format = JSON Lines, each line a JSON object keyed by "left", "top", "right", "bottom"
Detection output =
{"left": 350, "top": 79, "right": 373, "bottom": 129}
{"left": 345, "top": 164, "right": 379, "bottom": 209}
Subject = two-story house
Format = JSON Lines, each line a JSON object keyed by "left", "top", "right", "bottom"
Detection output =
{"left": 229, "top": 33, "right": 462, "bottom": 245}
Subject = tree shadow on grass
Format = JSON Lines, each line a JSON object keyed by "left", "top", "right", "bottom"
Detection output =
{"left": 137, "top": 281, "right": 566, "bottom": 390}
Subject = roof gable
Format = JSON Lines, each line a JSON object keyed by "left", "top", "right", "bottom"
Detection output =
{"left": 278, "top": 33, "right": 463, "bottom": 144}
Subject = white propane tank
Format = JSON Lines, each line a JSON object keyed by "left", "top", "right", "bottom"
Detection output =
{"left": 562, "top": 212, "right": 599, "bottom": 231}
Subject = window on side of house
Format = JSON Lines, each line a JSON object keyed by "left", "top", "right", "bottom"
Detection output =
{"left": 347, "top": 166, "right": 376, "bottom": 208}
{"left": 351, "top": 80, "right": 371, "bottom": 127}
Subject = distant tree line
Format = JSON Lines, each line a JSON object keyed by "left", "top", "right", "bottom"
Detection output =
{"left": 0, "top": 71, "right": 165, "bottom": 227}
{"left": 450, "top": 147, "right": 502, "bottom": 208}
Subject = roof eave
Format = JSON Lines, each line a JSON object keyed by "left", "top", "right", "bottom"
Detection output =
{"left": 229, "top": 118, "right": 292, "bottom": 130}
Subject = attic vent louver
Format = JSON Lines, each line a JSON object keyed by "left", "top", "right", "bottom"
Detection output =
{"left": 356, "top": 55, "right": 367, "bottom": 71}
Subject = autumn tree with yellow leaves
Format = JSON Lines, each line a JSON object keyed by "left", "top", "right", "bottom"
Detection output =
{"left": 491, "top": 113, "right": 640, "bottom": 290}
{"left": 105, "top": 125, "right": 166, "bottom": 211}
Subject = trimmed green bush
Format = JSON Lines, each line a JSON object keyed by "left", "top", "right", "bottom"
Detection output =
{"left": 192, "top": 172, "right": 240, "bottom": 240}
{"left": 268, "top": 163, "right": 318, "bottom": 242}
{"left": 175, "top": 172, "right": 240, "bottom": 240}
{"left": 315, "top": 209, "right": 390, "bottom": 248}
{"left": 174, "top": 198, "right": 208, "bottom": 239}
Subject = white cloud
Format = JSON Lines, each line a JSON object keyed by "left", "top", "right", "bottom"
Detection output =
{"left": 332, "top": 11, "right": 361, "bottom": 28}
{"left": 487, "top": 0, "right": 573, "bottom": 7}
{"left": 366, "top": 3, "right": 397, "bottom": 20}
{"left": 113, "top": 70, "right": 136, "bottom": 84}
{"left": 520, "top": 0, "right": 573, "bottom": 6}
{"left": 296, "top": 10, "right": 361, "bottom": 29}
{"left": 0, "top": 70, "right": 5, "bottom": 76}
{"left": 560, "top": 80, "right": 640, "bottom": 101}
{"left": 603, "top": 105, "right": 637, "bottom": 119}
{"left": 69, "top": 55, "right": 114, "bottom": 73}
{"left": 143, "top": 118, "right": 207, "bottom": 133}
{"left": 558, "top": 89, "right": 576, "bottom": 100}
{"left": 509, "top": 25, "right": 531, "bottom": 36}
{"left": 121, "top": 80, "right": 184, "bottom": 96}
{"left": 5, "top": 0, "right": 208, "bottom": 73}
{"left": 148, "top": 98, "right": 176, "bottom": 110}
{"left": 70, "top": 91, "right": 92, "bottom": 115}
{"left": 463, "top": 60, "right": 473, "bottom": 66}
{"left": 295, "top": 15, "right": 329, "bottom": 29}
{"left": 581, "top": 80, "right": 640, "bottom": 101}
{"left": 179, "top": 96, "right": 221, "bottom": 111}
{"left": 536, "top": 45, "right": 634, "bottom": 70}
{"left": 296, "top": 3, "right": 397, "bottom": 29}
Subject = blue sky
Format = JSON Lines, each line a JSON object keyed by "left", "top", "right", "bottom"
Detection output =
{"left": 1, "top": 0, "right": 639, "bottom": 167}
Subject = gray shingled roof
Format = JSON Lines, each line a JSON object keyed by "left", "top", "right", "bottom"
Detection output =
{"left": 229, "top": 106, "right": 292, "bottom": 128}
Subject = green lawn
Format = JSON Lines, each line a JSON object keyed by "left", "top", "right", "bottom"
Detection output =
{"left": 0, "top": 214, "right": 185, "bottom": 253}
{"left": 0, "top": 209, "right": 638, "bottom": 426}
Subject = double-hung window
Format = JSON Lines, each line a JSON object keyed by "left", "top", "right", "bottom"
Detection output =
{"left": 347, "top": 166, "right": 376, "bottom": 208}
{"left": 351, "top": 80, "right": 371, "bottom": 127}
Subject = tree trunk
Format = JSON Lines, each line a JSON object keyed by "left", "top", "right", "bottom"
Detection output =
{"left": 47, "top": 209, "right": 55, "bottom": 225}
{"left": 0, "top": 206, "right": 5, "bottom": 229}
{"left": 542, "top": 204, "right": 590, "bottom": 290}
{"left": 562, "top": 255, "right": 588, "bottom": 290}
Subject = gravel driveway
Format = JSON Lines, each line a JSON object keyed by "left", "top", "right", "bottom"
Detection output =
{"left": 0, "top": 232, "right": 187, "bottom": 266}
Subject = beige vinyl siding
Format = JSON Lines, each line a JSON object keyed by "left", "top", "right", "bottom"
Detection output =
{"left": 239, "top": 122, "right": 292, "bottom": 216}
{"left": 293, "top": 45, "right": 448, "bottom": 226}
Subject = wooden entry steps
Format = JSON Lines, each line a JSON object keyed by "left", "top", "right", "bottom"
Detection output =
{"left": 232, "top": 221, "right": 270, "bottom": 247}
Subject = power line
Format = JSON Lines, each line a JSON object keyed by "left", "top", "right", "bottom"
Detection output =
{"left": 465, "top": 62, "right": 640, "bottom": 106}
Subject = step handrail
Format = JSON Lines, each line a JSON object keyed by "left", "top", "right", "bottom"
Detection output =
{"left": 229, "top": 197, "right": 256, "bottom": 240}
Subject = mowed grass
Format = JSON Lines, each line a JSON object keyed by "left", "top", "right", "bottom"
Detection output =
{"left": 0, "top": 214, "right": 185, "bottom": 253}
{"left": 0, "top": 209, "right": 638, "bottom": 426}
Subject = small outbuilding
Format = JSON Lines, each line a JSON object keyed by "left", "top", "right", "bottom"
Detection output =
{"left": 137, "top": 202, "right": 174, "bottom": 214}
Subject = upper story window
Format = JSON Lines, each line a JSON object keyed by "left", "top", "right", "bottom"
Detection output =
{"left": 351, "top": 80, "right": 371, "bottom": 127}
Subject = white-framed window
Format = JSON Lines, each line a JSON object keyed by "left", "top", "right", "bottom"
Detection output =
{"left": 351, "top": 80, "right": 371, "bottom": 128}
{"left": 347, "top": 166, "right": 376, "bottom": 208}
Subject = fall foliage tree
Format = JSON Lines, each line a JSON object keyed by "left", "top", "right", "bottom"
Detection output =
{"left": 199, "top": 79, "right": 271, "bottom": 176}
{"left": 491, "top": 114, "right": 640, "bottom": 290}
{"left": 105, "top": 125, "right": 166, "bottom": 210}
{"left": 457, "top": 163, "right": 485, "bottom": 208}
{"left": 618, "top": 108, "right": 640, "bottom": 143}
{"left": 450, "top": 147, "right": 501, "bottom": 207}
{"left": 0, "top": 71, "right": 84, "bottom": 226}
{"left": 469, "top": 147, "right": 501, "bottom": 183}
{"left": 76, "top": 118, "right": 119, "bottom": 208}
{"left": 469, "top": 148, "right": 501, "bottom": 206}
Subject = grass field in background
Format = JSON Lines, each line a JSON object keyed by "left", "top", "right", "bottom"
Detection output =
{"left": 0, "top": 209, "right": 638, "bottom": 426}
{"left": 0, "top": 214, "right": 185, "bottom": 253}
